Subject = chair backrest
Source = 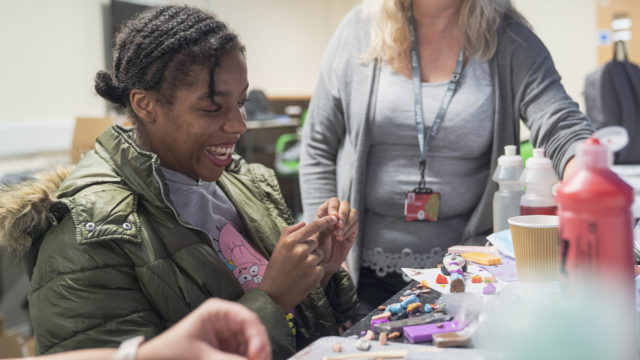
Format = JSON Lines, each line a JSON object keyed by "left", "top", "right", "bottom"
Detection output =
{"left": 70, "top": 117, "right": 114, "bottom": 163}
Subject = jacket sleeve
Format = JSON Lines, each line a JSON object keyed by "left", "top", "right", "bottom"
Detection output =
{"left": 509, "top": 24, "right": 594, "bottom": 177}
{"left": 236, "top": 289, "right": 297, "bottom": 359}
{"left": 298, "top": 11, "right": 353, "bottom": 223}
{"left": 28, "top": 216, "right": 165, "bottom": 355}
{"left": 324, "top": 268, "right": 359, "bottom": 324}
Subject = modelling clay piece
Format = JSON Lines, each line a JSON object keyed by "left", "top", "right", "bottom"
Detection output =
{"left": 417, "top": 280, "right": 429, "bottom": 288}
{"left": 450, "top": 277, "right": 465, "bottom": 293}
{"left": 332, "top": 343, "right": 342, "bottom": 352}
{"left": 355, "top": 339, "right": 371, "bottom": 351}
{"left": 388, "top": 331, "right": 402, "bottom": 339}
{"left": 379, "top": 332, "right": 388, "bottom": 345}
{"left": 372, "top": 312, "right": 391, "bottom": 321}
{"left": 433, "top": 332, "right": 471, "bottom": 348}
{"left": 400, "top": 295, "right": 419, "bottom": 308}
{"left": 461, "top": 252, "right": 501, "bottom": 265}
{"left": 364, "top": 330, "right": 375, "bottom": 340}
{"left": 386, "top": 303, "right": 403, "bottom": 314}
{"left": 482, "top": 282, "right": 496, "bottom": 295}
{"left": 471, "top": 275, "right": 482, "bottom": 283}
{"left": 436, "top": 274, "right": 448, "bottom": 284}
{"left": 370, "top": 317, "right": 389, "bottom": 330}
{"left": 407, "top": 302, "right": 423, "bottom": 313}
{"left": 378, "top": 305, "right": 387, "bottom": 310}
{"left": 421, "top": 289, "right": 431, "bottom": 294}
{"left": 440, "top": 253, "right": 468, "bottom": 275}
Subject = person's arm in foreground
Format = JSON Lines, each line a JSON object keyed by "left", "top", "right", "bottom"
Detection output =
{"left": 17, "top": 298, "right": 271, "bottom": 360}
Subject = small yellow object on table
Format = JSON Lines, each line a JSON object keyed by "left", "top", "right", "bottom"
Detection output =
{"left": 460, "top": 252, "right": 501, "bottom": 265}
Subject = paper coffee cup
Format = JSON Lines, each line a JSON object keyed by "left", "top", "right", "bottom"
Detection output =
{"left": 508, "top": 215, "right": 559, "bottom": 282}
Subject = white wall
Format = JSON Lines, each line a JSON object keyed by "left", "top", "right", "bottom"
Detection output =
{"left": 514, "top": 0, "right": 598, "bottom": 111}
{"left": 0, "top": 0, "right": 359, "bottom": 158}
{"left": 0, "top": 0, "right": 597, "bottom": 158}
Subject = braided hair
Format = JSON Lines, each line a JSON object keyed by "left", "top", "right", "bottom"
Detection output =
{"left": 95, "top": 5, "right": 244, "bottom": 123}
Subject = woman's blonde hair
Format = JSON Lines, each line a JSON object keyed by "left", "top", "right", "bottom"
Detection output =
{"left": 360, "top": 0, "right": 528, "bottom": 71}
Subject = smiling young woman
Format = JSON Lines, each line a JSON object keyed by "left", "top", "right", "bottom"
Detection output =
{"left": 0, "top": 5, "right": 359, "bottom": 360}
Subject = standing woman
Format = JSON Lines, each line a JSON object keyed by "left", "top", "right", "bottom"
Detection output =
{"left": 299, "top": 0, "right": 593, "bottom": 316}
{"left": 0, "top": 5, "right": 358, "bottom": 359}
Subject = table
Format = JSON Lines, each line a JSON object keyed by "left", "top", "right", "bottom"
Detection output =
{"left": 342, "top": 281, "right": 441, "bottom": 342}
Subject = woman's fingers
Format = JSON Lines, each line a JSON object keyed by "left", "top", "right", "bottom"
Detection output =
{"left": 290, "top": 216, "right": 337, "bottom": 245}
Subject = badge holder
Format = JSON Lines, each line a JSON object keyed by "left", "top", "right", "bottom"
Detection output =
{"left": 404, "top": 160, "right": 440, "bottom": 222}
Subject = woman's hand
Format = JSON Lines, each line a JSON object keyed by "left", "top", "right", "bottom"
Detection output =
{"left": 314, "top": 198, "right": 358, "bottom": 287}
{"left": 258, "top": 216, "right": 337, "bottom": 312}
{"left": 137, "top": 298, "right": 271, "bottom": 360}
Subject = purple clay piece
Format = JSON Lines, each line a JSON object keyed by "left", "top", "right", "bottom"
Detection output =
{"left": 370, "top": 317, "right": 390, "bottom": 330}
{"left": 403, "top": 320, "right": 465, "bottom": 343}
{"left": 482, "top": 282, "right": 496, "bottom": 295}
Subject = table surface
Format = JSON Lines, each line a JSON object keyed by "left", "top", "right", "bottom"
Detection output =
{"left": 343, "top": 280, "right": 454, "bottom": 344}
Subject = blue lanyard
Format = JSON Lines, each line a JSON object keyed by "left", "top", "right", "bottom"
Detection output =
{"left": 407, "top": 0, "right": 464, "bottom": 190}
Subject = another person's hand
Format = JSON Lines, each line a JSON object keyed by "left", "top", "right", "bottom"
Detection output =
{"left": 258, "top": 216, "right": 337, "bottom": 311}
{"left": 137, "top": 298, "right": 271, "bottom": 360}
{"left": 314, "top": 198, "right": 358, "bottom": 287}
{"left": 562, "top": 156, "right": 578, "bottom": 181}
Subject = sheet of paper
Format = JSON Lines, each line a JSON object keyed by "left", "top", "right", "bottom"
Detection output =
{"left": 401, "top": 266, "right": 511, "bottom": 298}
{"left": 478, "top": 255, "right": 518, "bottom": 282}
{"left": 486, "top": 229, "right": 515, "bottom": 258}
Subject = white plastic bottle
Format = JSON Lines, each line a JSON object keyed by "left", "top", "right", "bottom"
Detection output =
{"left": 492, "top": 145, "right": 524, "bottom": 232}
{"left": 519, "top": 148, "right": 559, "bottom": 215}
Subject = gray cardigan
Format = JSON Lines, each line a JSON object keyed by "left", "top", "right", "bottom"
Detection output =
{"left": 299, "top": 6, "right": 594, "bottom": 284}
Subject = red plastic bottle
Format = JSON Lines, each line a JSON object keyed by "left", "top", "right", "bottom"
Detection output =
{"left": 557, "top": 136, "right": 637, "bottom": 359}
{"left": 556, "top": 137, "right": 634, "bottom": 281}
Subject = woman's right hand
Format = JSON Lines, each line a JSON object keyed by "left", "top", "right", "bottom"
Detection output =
{"left": 258, "top": 216, "right": 338, "bottom": 312}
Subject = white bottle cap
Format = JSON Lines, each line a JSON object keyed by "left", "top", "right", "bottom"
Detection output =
{"left": 594, "top": 126, "right": 629, "bottom": 166}
{"left": 520, "top": 148, "right": 559, "bottom": 184}
{"left": 497, "top": 145, "right": 523, "bottom": 167}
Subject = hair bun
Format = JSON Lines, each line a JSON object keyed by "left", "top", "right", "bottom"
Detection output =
{"left": 94, "top": 70, "right": 128, "bottom": 107}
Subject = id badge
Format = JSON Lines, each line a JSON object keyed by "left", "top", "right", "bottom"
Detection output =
{"left": 404, "top": 189, "right": 439, "bottom": 222}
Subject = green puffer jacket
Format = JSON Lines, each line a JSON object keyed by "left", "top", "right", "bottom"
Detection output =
{"left": 0, "top": 126, "right": 358, "bottom": 359}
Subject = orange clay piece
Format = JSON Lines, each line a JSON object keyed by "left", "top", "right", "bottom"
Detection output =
{"left": 471, "top": 275, "right": 482, "bottom": 283}
{"left": 388, "top": 331, "right": 401, "bottom": 339}
{"left": 407, "top": 302, "right": 423, "bottom": 312}
{"left": 379, "top": 332, "right": 388, "bottom": 345}
{"left": 378, "top": 305, "right": 387, "bottom": 311}
{"left": 372, "top": 312, "right": 391, "bottom": 321}
{"left": 435, "top": 274, "right": 448, "bottom": 284}
{"left": 460, "top": 252, "right": 501, "bottom": 265}
{"left": 364, "top": 330, "right": 375, "bottom": 340}
{"left": 417, "top": 280, "right": 429, "bottom": 288}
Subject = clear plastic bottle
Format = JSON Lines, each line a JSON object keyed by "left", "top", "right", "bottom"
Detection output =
{"left": 492, "top": 145, "right": 524, "bottom": 232}
{"left": 519, "top": 148, "right": 559, "bottom": 215}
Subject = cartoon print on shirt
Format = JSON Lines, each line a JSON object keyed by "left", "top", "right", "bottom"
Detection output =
{"left": 219, "top": 223, "right": 268, "bottom": 292}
